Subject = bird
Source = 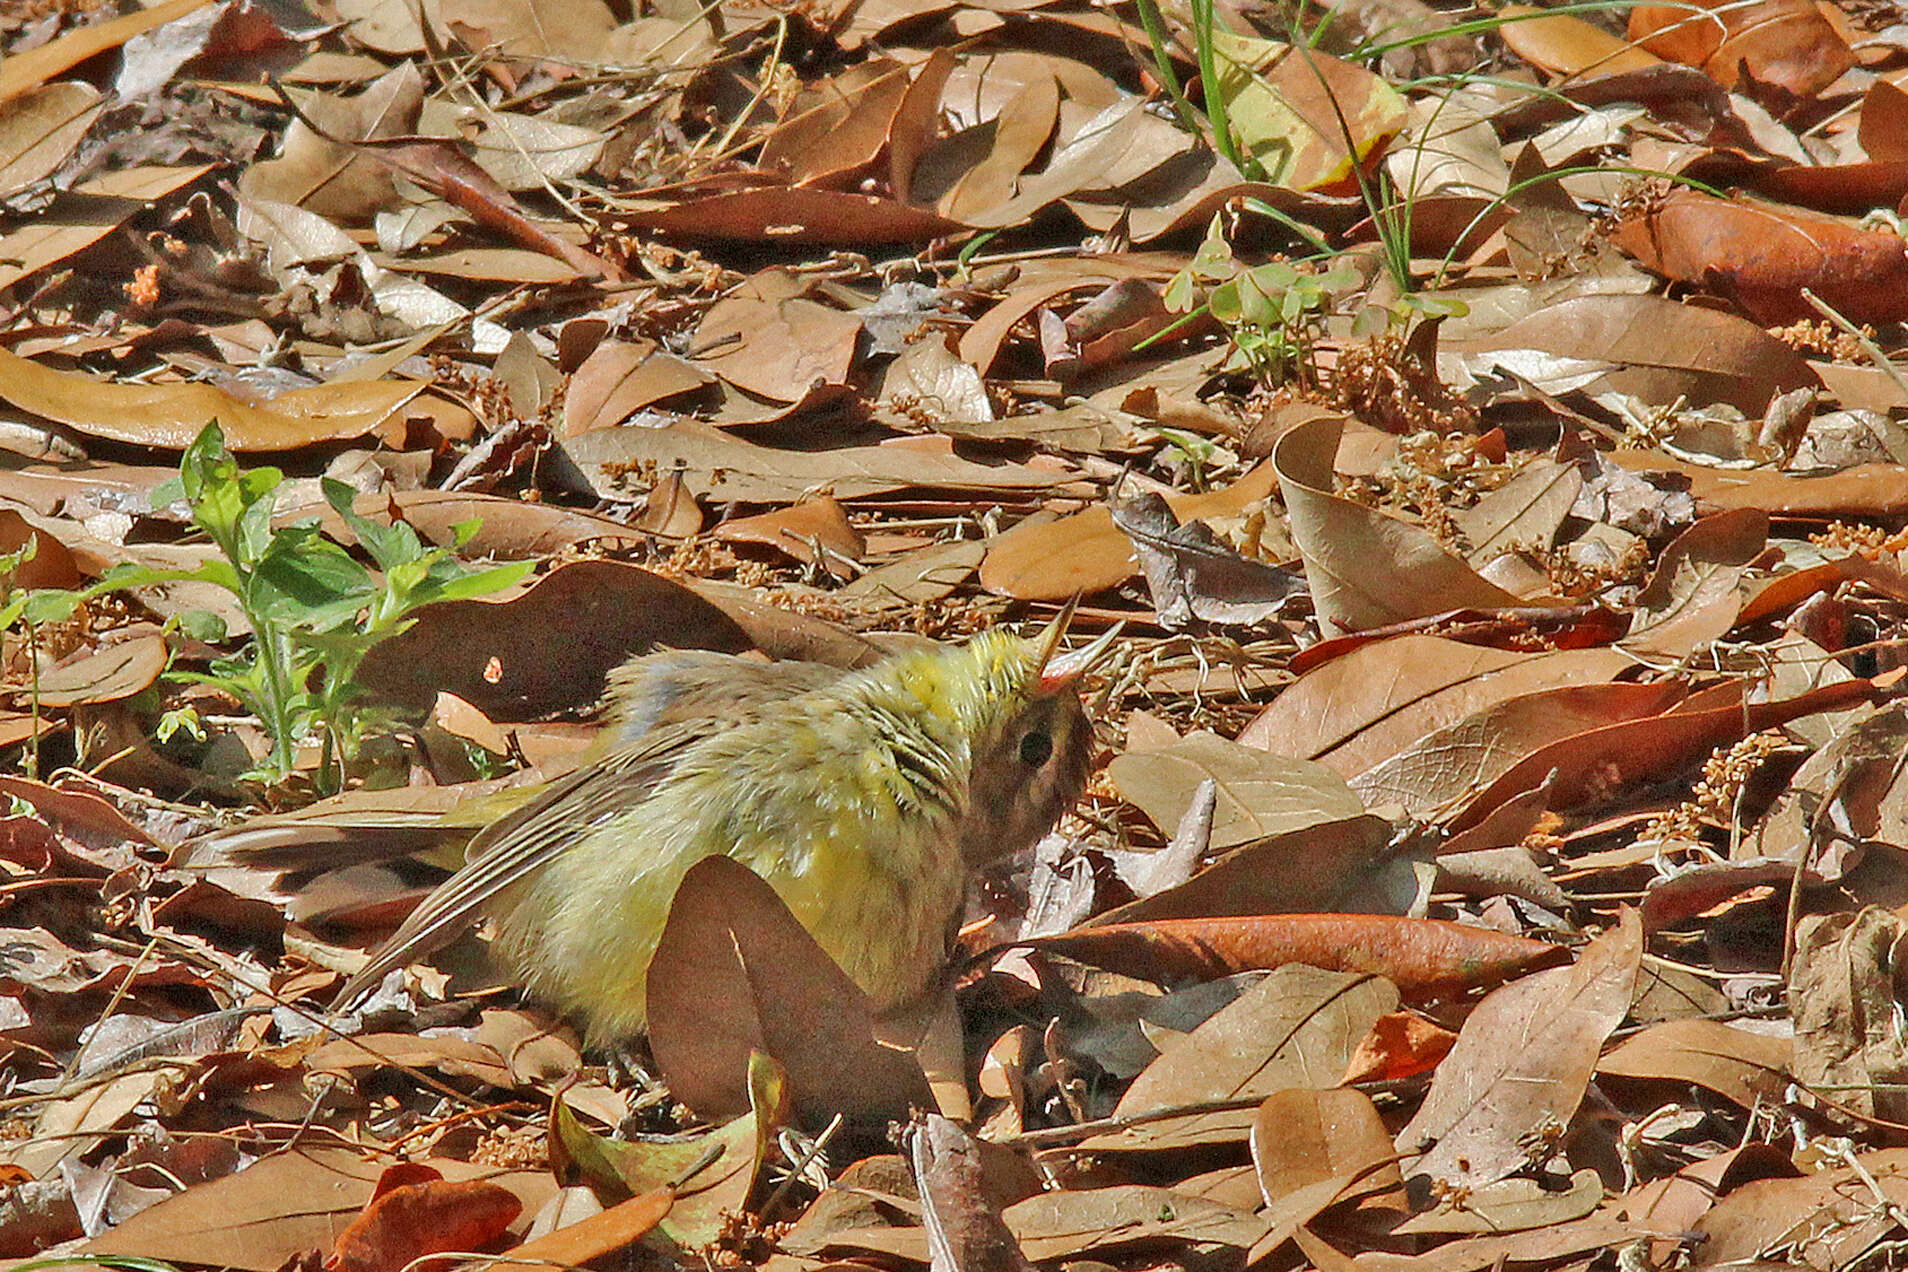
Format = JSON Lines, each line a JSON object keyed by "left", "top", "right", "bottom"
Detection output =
{"left": 313, "top": 609, "right": 1112, "bottom": 1043}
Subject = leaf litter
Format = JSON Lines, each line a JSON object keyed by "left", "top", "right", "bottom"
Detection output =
{"left": 7, "top": 0, "right": 1908, "bottom": 1267}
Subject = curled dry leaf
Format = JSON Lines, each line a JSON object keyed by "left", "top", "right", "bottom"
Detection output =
{"left": 1615, "top": 191, "right": 1908, "bottom": 324}
{"left": 1618, "top": 507, "right": 1766, "bottom": 659}
{"left": 1274, "top": 413, "right": 1532, "bottom": 634}
{"left": 1789, "top": 907, "right": 1908, "bottom": 1124}
{"left": 329, "top": 1167, "right": 522, "bottom": 1272}
{"left": 981, "top": 462, "right": 1280, "bottom": 600}
{"left": 1628, "top": 0, "right": 1853, "bottom": 96}
{"left": 646, "top": 856, "right": 934, "bottom": 1124}
{"left": 1111, "top": 489, "right": 1306, "bottom": 629}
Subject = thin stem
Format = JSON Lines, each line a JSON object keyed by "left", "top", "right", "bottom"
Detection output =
{"left": 1129, "top": 0, "right": 1206, "bottom": 146}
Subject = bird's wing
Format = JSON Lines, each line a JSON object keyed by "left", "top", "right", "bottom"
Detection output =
{"left": 332, "top": 720, "right": 710, "bottom": 1010}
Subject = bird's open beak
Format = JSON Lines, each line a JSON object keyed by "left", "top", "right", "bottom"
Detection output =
{"left": 1034, "top": 598, "right": 1122, "bottom": 692}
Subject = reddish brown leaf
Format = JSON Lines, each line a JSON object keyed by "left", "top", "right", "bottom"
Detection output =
{"left": 329, "top": 1175, "right": 521, "bottom": 1272}
{"left": 481, "top": 1189, "right": 674, "bottom": 1272}
{"left": 1013, "top": 913, "right": 1570, "bottom": 999}
{"left": 1615, "top": 191, "right": 1908, "bottom": 324}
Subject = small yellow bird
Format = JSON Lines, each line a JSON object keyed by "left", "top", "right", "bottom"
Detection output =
{"left": 332, "top": 611, "right": 1108, "bottom": 1042}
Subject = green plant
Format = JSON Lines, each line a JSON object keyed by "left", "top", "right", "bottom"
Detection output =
{"left": 1160, "top": 214, "right": 1360, "bottom": 385}
{"left": 152, "top": 422, "right": 532, "bottom": 788}
{"left": 3, "top": 422, "right": 531, "bottom": 792}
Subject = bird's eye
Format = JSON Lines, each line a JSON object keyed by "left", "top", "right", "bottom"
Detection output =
{"left": 1019, "top": 729, "right": 1053, "bottom": 767}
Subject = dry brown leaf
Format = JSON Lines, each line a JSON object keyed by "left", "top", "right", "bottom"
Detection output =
{"left": 0, "top": 82, "right": 101, "bottom": 197}
{"left": 1094, "top": 813, "right": 1426, "bottom": 923}
{"left": 1275, "top": 414, "right": 1535, "bottom": 633}
{"left": 80, "top": 1150, "right": 552, "bottom": 1271}
{"left": 1618, "top": 507, "right": 1766, "bottom": 659}
{"left": 564, "top": 419, "right": 1063, "bottom": 504}
{"left": 1349, "top": 680, "right": 1688, "bottom": 820}
{"left": 1597, "top": 1018, "right": 1791, "bottom": 1108}
{"left": 647, "top": 856, "right": 934, "bottom": 1124}
{"left": 695, "top": 279, "right": 862, "bottom": 403}
{"left": 980, "top": 462, "right": 1278, "bottom": 600}
{"left": 1790, "top": 907, "right": 1908, "bottom": 1124}
{"left": 1111, "top": 966, "right": 1398, "bottom": 1145}
{"left": 0, "top": 348, "right": 424, "bottom": 452}
{"left": 1107, "top": 730, "right": 1365, "bottom": 853}
{"left": 717, "top": 497, "right": 867, "bottom": 575}
{"left": 1238, "top": 635, "right": 1635, "bottom": 775}
{"left": 1394, "top": 909, "right": 1641, "bottom": 1189}
{"left": 0, "top": 163, "right": 215, "bottom": 293}
{"left": 1615, "top": 192, "right": 1908, "bottom": 324}
{"left": 1496, "top": 3, "right": 1663, "bottom": 77}
{"left": 1019, "top": 913, "right": 1569, "bottom": 1002}
{"left": 21, "top": 635, "right": 168, "bottom": 709}
{"left": 0, "top": 0, "right": 210, "bottom": 101}
{"left": 1471, "top": 292, "right": 1821, "bottom": 412}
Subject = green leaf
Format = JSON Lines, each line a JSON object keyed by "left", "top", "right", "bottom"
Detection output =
{"left": 420, "top": 557, "right": 534, "bottom": 606}
{"left": 19, "top": 589, "right": 83, "bottom": 626}
{"left": 176, "top": 609, "right": 228, "bottom": 642}
{"left": 324, "top": 478, "right": 426, "bottom": 571}
{"left": 1163, "top": 269, "right": 1198, "bottom": 314}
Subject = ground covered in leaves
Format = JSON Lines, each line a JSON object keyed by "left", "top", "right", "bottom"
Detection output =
{"left": 7, "top": 0, "right": 1908, "bottom": 1267}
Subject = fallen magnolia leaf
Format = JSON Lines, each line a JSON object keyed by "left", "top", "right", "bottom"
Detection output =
{"left": 1367, "top": 671, "right": 1906, "bottom": 833}
{"left": 1694, "top": 1147, "right": 1908, "bottom": 1268}
{"left": 330, "top": 1165, "right": 521, "bottom": 1272}
{"left": 0, "top": 348, "right": 424, "bottom": 451}
{"left": 1207, "top": 31, "right": 1408, "bottom": 194}
{"left": 1011, "top": 912, "right": 1570, "bottom": 1000}
{"left": 1093, "top": 813, "right": 1429, "bottom": 924}
{"left": 1394, "top": 909, "right": 1641, "bottom": 1189}
{"left": 981, "top": 462, "right": 1281, "bottom": 601}
{"left": 0, "top": 83, "right": 102, "bottom": 197}
{"left": 1250, "top": 1087, "right": 1405, "bottom": 1214}
{"left": 1467, "top": 291, "right": 1821, "bottom": 413}
{"left": 646, "top": 856, "right": 934, "bottom": 1124}
{"left": 1275, "top": 413, "right": 1535, "bottom": 633}
{"left": 1341, "top": 1010, "right": 1458, "bottom": 1084}
{"left": 20, "top": 634, "right": 168, "bottom": 708}
{"left": 1111, "top": 489, "right": 1306, "bottom": 629}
